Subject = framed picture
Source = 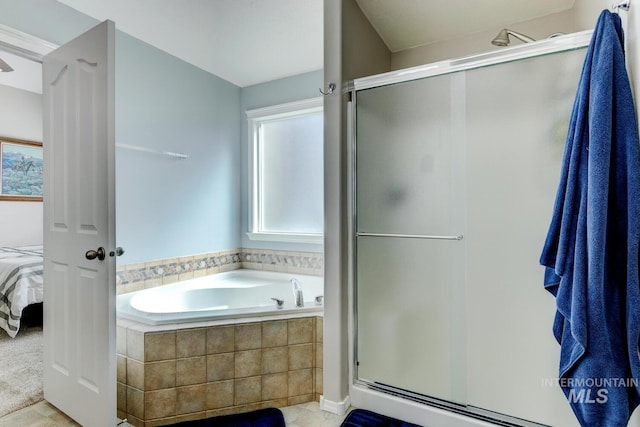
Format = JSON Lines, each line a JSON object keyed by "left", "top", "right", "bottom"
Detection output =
{"left": 0, "top": 137, "right": 43, "bottom": 202}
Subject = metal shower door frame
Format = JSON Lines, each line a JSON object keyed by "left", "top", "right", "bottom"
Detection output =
{"left": 348, "top": 29, "right": 593, "bottom": 427}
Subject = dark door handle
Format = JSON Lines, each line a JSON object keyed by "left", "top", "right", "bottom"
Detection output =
{"left": 85, "top": 247, "right": 106, "bottom": 261}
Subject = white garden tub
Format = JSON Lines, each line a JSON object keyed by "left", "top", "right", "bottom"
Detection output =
{"left": 116, "top": 269, "right": 324, "bottom": 325}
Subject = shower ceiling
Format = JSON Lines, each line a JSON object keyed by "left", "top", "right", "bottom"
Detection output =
{"left": 355, "top": 0, "right": 576, "bottom": 52}
{"left": 52, "top": 0, "right": 575, "bottom": 87}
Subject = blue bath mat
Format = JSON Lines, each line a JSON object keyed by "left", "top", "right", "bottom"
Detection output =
{"left": 341, "top": 409, "right": 422, "bottom": 427}
{"left": 166, "top": 407, "right": 285, "bottom": 426}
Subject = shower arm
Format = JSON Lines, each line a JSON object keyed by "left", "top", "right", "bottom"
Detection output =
{"left": 491, "top": 29, "right": 567, "bottom": 47}
{"left": 507, "top": 30, "right": 536, "bottom": 44}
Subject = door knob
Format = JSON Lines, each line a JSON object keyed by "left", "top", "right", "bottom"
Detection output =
{"left": 85, "top": 247, "right": 106, "bottom": 261}
{"left": 110, "top": 247, "right": 124, "bottom": 257}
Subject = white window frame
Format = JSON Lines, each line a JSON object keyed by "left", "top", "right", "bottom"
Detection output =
{"left": 246, "top": 97, "right": 323, "bottom": 244}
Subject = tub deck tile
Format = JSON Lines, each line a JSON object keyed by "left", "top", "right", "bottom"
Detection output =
{"left": 235, "top": 349, "right": 262, "bottom": 378}
{"left": 234, "top": 323, "right": 262, "bottom": 351}
{"left": 288, "top": 318, "right": 314, "bottom": 345}
{"left": 262, "top": 320, "right": 288, "bottom": 347}
{"left": 235, "top": 376, "right": 262, "bottom": 405}
{"left": 176, "top": 384, "right": 207, "bottom": 416}
{"left": 118, "top": 315, "right": 322, "bottom": 424}
{"left": 206, "top": 380, "right": 235, "bottom": 410}
{"left": 262, "top": 347, "right": 288, "bottom": 374}
{"left": 145, "top": 388, "right": 177, "bottom": 420}
{"left": 176, "top": 356, "right": 206, "bottom": 387}
{"left": 207, "top": 352, "right": 235, "bottom": 381}
{"left": 145, "top": 331, "right": 176, "bottom": 362}
{"left": 206, "top": 326, "right": 234, "bottom": 354}
{"left": 176, "top": 328, "right": 206, "bottom": 358}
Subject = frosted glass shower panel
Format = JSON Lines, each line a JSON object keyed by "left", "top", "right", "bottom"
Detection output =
{"left": 356, "top": 236, "right": 465, "bottom": 402}
{"left": 356, "top": 74, "right": 462, "bottom": 236}
{"left": 463, "top": 49, "right": 585, "bottom": 427}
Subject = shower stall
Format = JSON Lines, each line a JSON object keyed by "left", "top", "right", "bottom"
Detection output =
{"left": 349, "top": 31, "right": 593, "bottom": 427}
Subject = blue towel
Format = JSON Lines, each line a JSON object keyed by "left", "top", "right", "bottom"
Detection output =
{"left": 340, "top": 409, "right": 422, "bottom": 427}
{"left": 166, "top": 407, "right": 285, "bottom": 426}
{"left": 540, "top": 10, "right": 640, "bottom": 426}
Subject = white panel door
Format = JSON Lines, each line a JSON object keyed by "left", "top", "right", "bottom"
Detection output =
{"left": 42, "top": 20, "right": 116, "bottom": 426}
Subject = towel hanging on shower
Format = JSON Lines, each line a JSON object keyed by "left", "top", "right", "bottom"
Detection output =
{"left": 540, "top": 10, "right": 640, "bottom": 427}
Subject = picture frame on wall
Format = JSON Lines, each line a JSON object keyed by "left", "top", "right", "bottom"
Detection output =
{"left": 0, "top": 137, "right": 43, "bottom": 202}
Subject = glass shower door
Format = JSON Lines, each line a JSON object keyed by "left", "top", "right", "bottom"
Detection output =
{"left": 355, "top": 72, "right": 467, "bottom": 404}
{"left": 353, "top": 45, "right": 587, "bottom": 427}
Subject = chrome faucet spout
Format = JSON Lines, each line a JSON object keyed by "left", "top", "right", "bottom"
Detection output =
{"left": 291, "top": 278, "right": 304, "bottom": 307}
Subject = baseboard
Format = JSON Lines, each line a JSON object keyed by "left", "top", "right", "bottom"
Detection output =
{"left": 320, "top": 394, "right": 351, "bottom": 416}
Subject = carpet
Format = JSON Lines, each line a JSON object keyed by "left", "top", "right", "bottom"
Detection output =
{"left": 0, "top": 327, "right": 43, "bottom": 417}
{"left": 167, "top": 407, "right": 285, "bottom": 426}
{"left": 340, "top": 409, "right": 423, "bottom": 427}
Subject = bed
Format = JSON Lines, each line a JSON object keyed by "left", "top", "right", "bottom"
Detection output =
{"left": 0, "top": 245, "right": 43, "bottom": 338}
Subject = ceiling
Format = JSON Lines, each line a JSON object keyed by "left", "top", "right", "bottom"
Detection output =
{"left": 1, "top": 1, "right": 577, "bottom": 90}
{"left": 55, "top": 0, "right": 324, "bottom": 88}
{"left": 0, "top": 50, "right": 42, "bottom": 93}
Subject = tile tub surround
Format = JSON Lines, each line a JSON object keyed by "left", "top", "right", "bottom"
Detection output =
{"left": 116, "top": 249, "right": 324, "bottom": 294}
{"left": 117, "top": 316, "right": 324, "bottom": 426}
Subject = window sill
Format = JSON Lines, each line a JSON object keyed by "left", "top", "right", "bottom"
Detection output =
{"left": 246, "top": 232, "right": 323, "bottom": 245}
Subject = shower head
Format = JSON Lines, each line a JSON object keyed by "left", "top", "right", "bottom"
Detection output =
{"left": 0, "top": 57, "right": 13, "bottom": 73}
{"left": 491, "top": 29, "right": 536, "bottom": 46}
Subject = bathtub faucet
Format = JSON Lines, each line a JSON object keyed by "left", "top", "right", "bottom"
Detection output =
{"left": 291, "top": 278, "right": 304, "bottom": 307}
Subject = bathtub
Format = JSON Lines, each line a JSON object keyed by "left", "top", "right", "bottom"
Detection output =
{"left": 116, "top": 269, "right": 324, "bottom": 325}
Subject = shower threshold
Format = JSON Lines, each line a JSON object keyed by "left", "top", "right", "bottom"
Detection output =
{"left": 357, "top": 380, "right": 551, "bottom": 427}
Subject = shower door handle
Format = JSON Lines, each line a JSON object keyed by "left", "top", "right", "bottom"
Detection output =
{"left": 85, "top": 247, "right": 106, "bottom": 261}
{"left": 356, "top": 232, "right": 464, "bottom": 241}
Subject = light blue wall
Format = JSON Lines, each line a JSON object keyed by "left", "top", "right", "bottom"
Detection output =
{"left": 115, "top": 33, "right": 241, "bottom": 264}
{"left": 240, "top": 70, "right": 324, "bottom": 253}
{"left": 0, "top": 0, "right": 242, "bottom": 264}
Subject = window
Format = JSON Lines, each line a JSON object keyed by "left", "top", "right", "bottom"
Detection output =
{"left": 247, "top": 97, "right": 323, "bottom": 244}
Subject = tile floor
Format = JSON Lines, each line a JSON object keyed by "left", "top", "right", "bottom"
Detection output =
{"left": 0, "top": 400, "right": 350, "bottom": 427}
